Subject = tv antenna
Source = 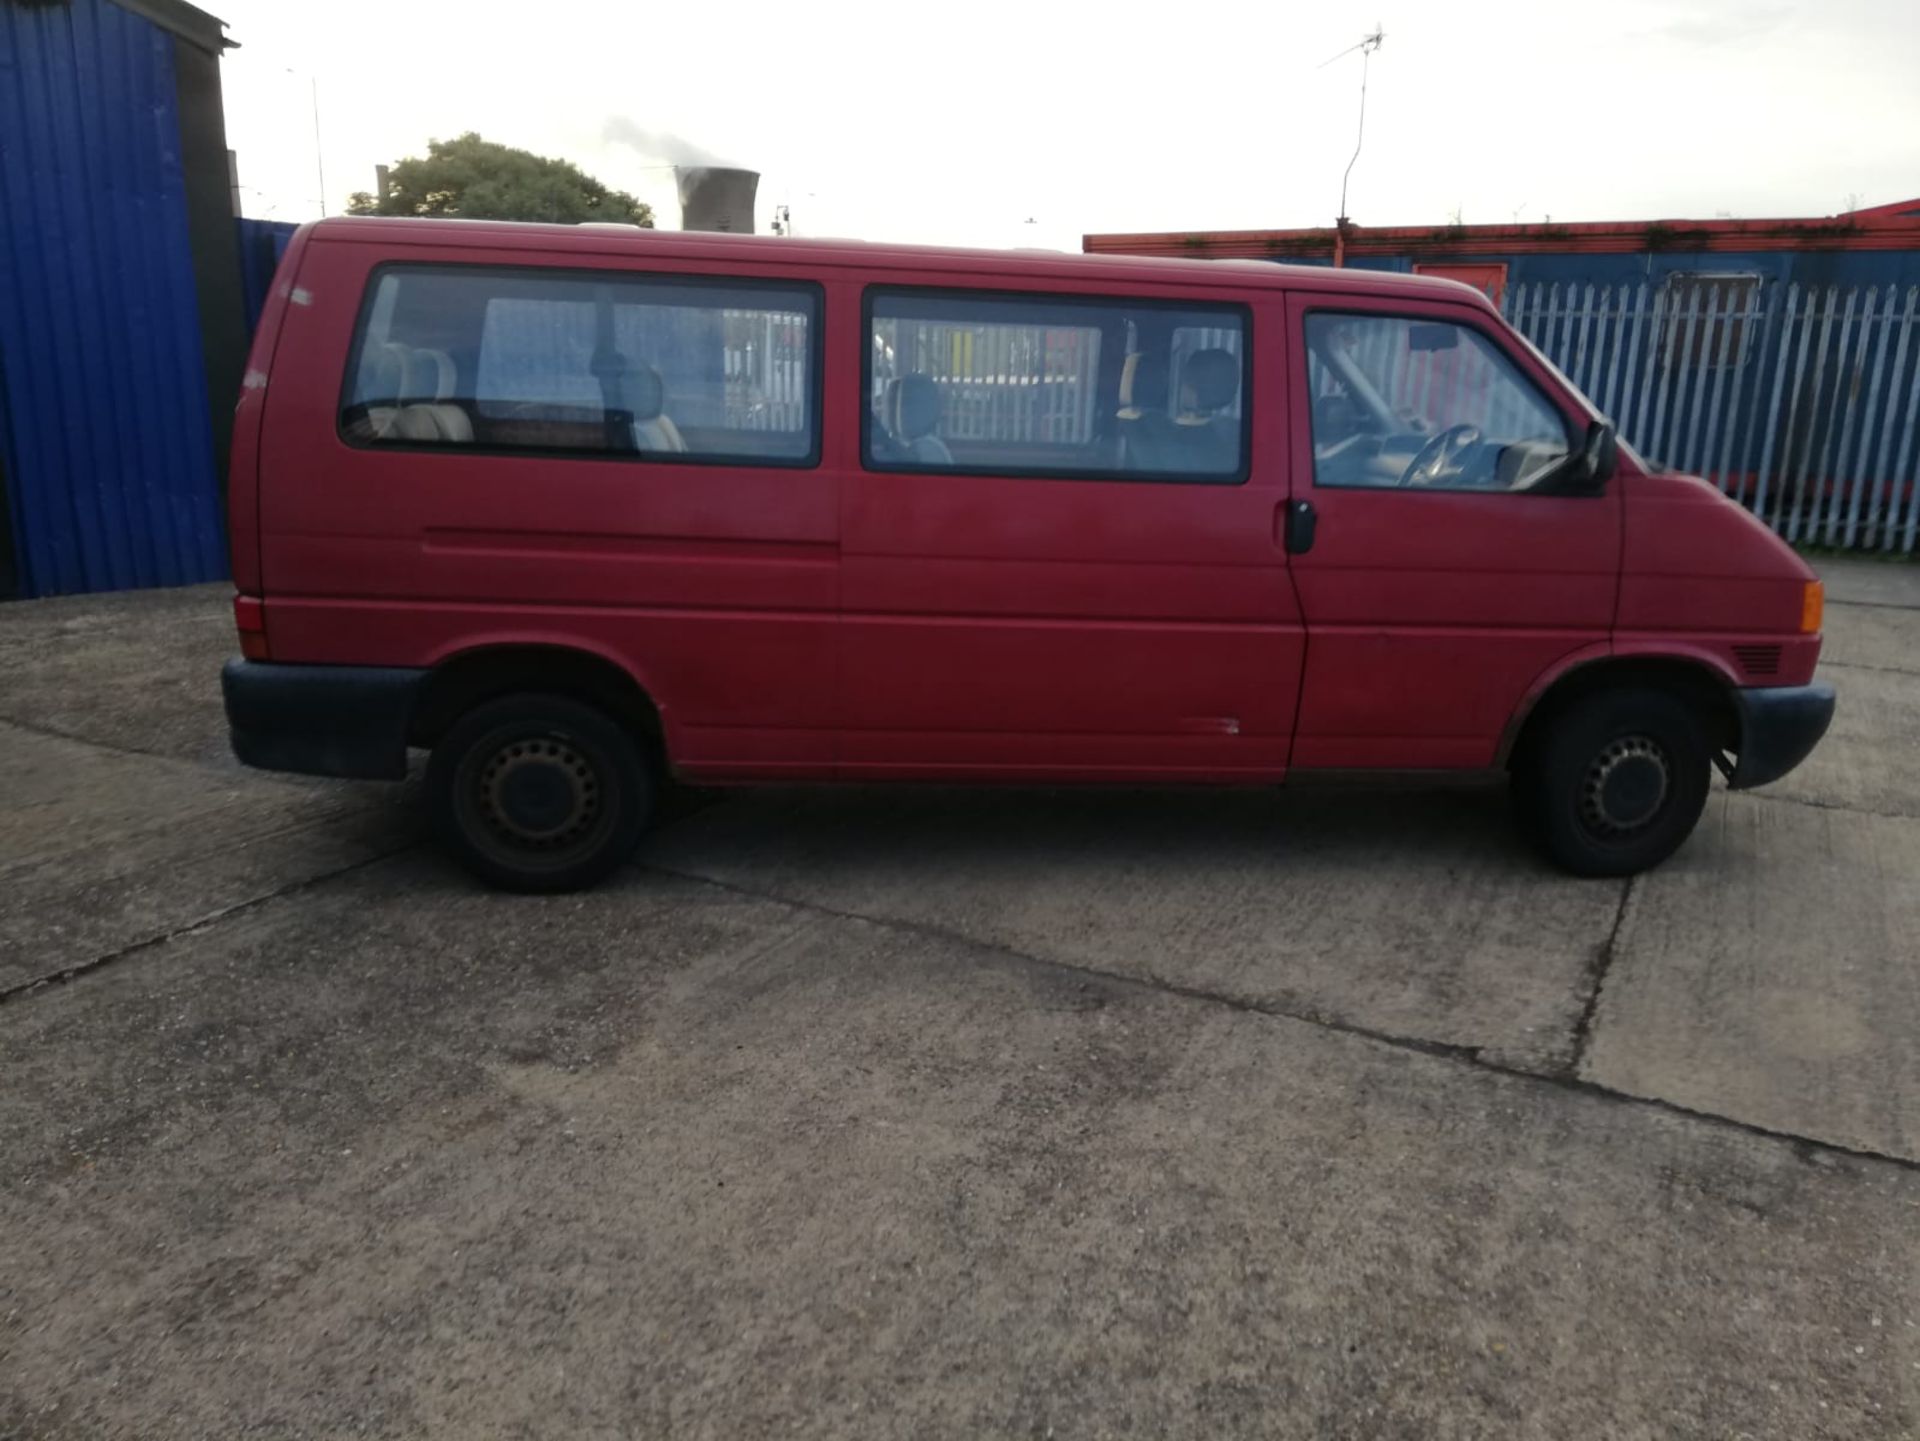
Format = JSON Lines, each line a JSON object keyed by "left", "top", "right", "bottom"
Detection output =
{"left": 1321, "top": 25, "right": 1385, "bottom": 222}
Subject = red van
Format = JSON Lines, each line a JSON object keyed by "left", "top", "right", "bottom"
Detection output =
{"left": 223, "top": 218, "right": 1833, "bottom": 890}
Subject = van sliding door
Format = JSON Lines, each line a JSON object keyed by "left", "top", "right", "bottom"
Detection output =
{"left": 836, "top": 282, "right": 1303, "bottom": 781}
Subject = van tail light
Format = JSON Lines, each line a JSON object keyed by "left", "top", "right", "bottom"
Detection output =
{"left": 233, "top": 593, "right": 270, "bottom": 660}
{"left": 1800, "top": 580, "right": 1825, "bottom": 635}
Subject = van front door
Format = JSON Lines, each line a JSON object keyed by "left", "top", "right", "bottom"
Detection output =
{"left": 1282, "top": 294, "right": 1620, "bottom": 769}
{"left": 838, "top": 284, "right": 1302, "bottom": 780}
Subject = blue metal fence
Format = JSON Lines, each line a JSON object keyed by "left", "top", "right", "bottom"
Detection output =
{"left": 1504, "top": 281, "right": 1920, "bottom": 553}
{"left": 0, "top": 0, "right": 228, "bottom": 596}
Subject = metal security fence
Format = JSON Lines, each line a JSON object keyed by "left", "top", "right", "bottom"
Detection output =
{"left": 873, "top": 317, "right": 1104, "bottom": 445}
{"left": 1501, "top": 281, "right": 1920, "bottom": 553}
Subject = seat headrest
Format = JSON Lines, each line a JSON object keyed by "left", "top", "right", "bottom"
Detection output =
{"left": 1179, "top": 349, "right": 1239, "bottom": 415}
{"left": 364, "top": 342, "right": 409, "bottom": 401}
{"left": 1118, "top": 352, "right": 1169, "bottom": 416}
{"left": 401, "top": 347, "right": 458, "bottom": 402}
{"left": 626, "top": 364, "right": 666, "bottom": 421}
{"left": 886, "top": 374, "right": 942, "bottom": 441}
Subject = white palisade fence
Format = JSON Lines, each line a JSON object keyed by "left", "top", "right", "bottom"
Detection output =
{"left": 1502, "top": 280, "right": 1920, "bottom": 553}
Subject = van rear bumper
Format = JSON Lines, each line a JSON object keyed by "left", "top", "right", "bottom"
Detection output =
{"left": 222, "top": 659, "right": 426, "bottom": 781}
{"left": 1728, "top": 682, "right": 1836, "bottom": 790}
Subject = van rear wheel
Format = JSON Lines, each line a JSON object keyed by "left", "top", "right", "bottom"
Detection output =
{"left": 1514, "top": 686, "right": 1712, "bottom": 878}
{"left": 427, "top": 693, "right": 652, "bottom": 892}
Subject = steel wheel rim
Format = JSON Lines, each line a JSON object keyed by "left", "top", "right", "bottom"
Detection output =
{"left": 458, "top": 730, "right": 615, "bottom": 870}
{"left": 1579, "top": 734, "right": 1670, "bottom": 840}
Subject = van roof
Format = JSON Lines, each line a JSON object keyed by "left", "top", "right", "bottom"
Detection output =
{"left": 305, "top": 216, "right": 1491, "bottom": 303}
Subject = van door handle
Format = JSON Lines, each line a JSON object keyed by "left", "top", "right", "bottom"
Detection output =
{"left": 1282, "top": 500, "right": 1317, "bottom": 555}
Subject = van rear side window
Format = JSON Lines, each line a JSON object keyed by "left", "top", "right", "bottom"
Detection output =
{"left": 340, "top": 266, "right": 820, "bottom": 466}
{"left": 865, "top": 289, "right": 1250, "bottom": 483}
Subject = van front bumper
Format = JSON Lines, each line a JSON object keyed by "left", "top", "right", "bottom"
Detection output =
{"left": 222, "top": 659, "right": 426, "bottom": 780}
{"left": 1728, "top": 682, "right": 1836, "bottom": 790}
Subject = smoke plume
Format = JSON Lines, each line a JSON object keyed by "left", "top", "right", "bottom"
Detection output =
{"left": 602, "top": 118, "right": 735, "bottom": 169}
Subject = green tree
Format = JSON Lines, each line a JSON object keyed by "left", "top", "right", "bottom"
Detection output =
{"left": 345, "top": 133, "right": 653, "bottom": 226}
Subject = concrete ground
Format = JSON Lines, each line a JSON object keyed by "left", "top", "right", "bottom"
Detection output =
{"left": 2, "top": 561, "right": 1917, "bottom": 1439}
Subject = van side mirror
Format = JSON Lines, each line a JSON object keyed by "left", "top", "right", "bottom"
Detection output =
{"left": 1542, "top": 419, "right": 1617, "bottom": 495}
{"left": 1578, "top": 419, "right": 1619, "bottom": 487}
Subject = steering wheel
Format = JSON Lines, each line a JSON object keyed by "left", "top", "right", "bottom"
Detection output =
{"left": 1400, "top": 424, "right": 1481, "bottom": 487}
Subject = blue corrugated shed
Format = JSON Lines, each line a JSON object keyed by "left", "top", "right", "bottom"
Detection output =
{"left": 0, "top": 0, "right": 228, "bottom": 596}
{"left": 238, "top": 217, "right": 295, "bottom": 335}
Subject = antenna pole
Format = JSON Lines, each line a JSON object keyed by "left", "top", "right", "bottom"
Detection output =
{"left": 311, "top": 76, "right": 328, "bottom": 216}
{"left": 1336, "top": 27, "right": 1384, "bottom": 223}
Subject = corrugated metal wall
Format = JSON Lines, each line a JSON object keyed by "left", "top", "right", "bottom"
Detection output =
{"left": 237, "top": 216, "right": 294, "bottom": 335}
{"left": 0, "top": 0, "right": 228, "bottom": 596}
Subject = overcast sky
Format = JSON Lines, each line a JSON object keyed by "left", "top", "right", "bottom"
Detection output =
{"left": 218, "top": 0, "right": 1920, "bottom": 249}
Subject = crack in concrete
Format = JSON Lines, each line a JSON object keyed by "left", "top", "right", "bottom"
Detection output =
{"left": 0, "top": 786, "right": 719, "bottom": 1005}
{"left": 0, "top": 841, "right": 420, "bottom": 1008}
{"left": 2, "top": 731, "right": 1910, "bottom": 1170}
{"left": 1743, "top": 788, "right": 1918, "bottom": 822}
{"left": 1827, "top": 596, "right": 1920, "bottom": 614}
{"left": 0, "top": 782, "right": 724, "bottom": 1005}
{"left": 1820, "top": 658, "right": 1920, "bottom": 679}
{"left": 1567, "top": 876, "right": 1635, "bottom": 1078}
{"left": 0, "top": 797, "right": 383, "bottom": 888}
{"left": 640, "top": 857, "right": 1490, "bottom": 1060}
{"left": 0, "top": 711, "right": 198, "bottom": 765}
{"left": 642, "top": 859, "right": 1920, "bottom": 1176}
{"left": 0, "top": 713, "right": 382, "bottom": 802}
{"left": 8, "top": 821, "right": 1913, "bottom": 1174}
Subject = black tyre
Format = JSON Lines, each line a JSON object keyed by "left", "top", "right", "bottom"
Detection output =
{"left": 1514, "top": 687, "right": 1712, "bottom": 878}
{"left": 427, "top": 693, "right": 652, "bottom": 892}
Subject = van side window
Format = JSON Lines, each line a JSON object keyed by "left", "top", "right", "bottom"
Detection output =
{"left": 865, "top": 290, "right": 1249, "bottom": 483}
{"left": 341, "top": 266, "right": 819, "bottom": 466}
{"left": 1304, "top": 313, "right": 1571, "bottom": 492}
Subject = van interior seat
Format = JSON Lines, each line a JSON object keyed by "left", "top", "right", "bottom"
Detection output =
{"left": 886, "top": 374, "right": 952, "bottom": 465}
{"left": 1175, "top": 348, "right": 1241, "bottom": 471}
{"left": 354, "top": 342, "right": 412, "bottom": 439}
{"left": 627, "top": 364, "right": 688, "bottom": 454}
{"left": 390, "top": 348, "right": 474, "bottom": 443}
{"left": 1177, "top": 348, "right": 1239, "bottom": 419}
{"left": 1117, "top": 352, "right": 1178, "bottom": 470}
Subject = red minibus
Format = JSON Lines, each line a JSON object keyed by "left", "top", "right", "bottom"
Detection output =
{"left": 224, "top": 218, "right": 1833, "bottom": 890}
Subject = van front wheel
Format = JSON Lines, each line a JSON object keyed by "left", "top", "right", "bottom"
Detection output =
{"left": 428, "top": 693, "right": 652, "bottom": 892}
{"left": 1514, "top": 687, "right": 1712, "bottom": 878}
